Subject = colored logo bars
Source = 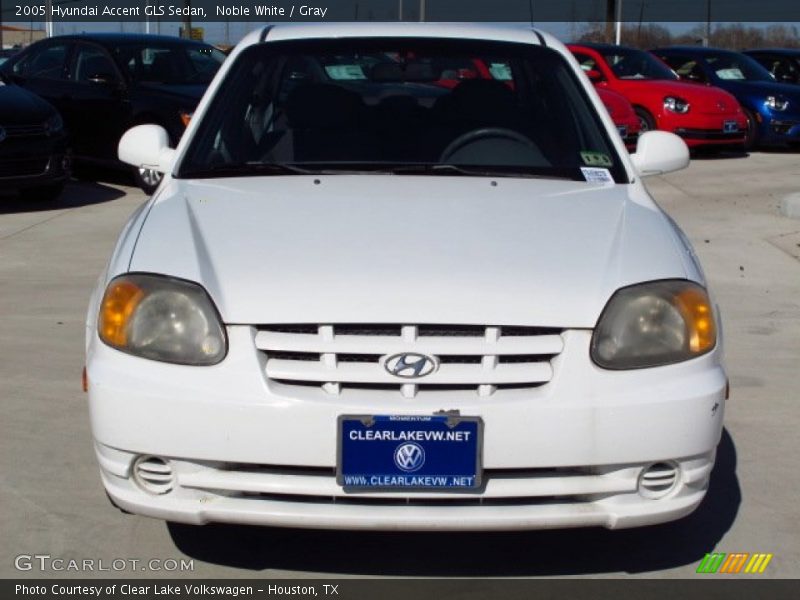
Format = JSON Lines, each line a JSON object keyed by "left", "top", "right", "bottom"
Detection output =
{"left": 696, "top": 552, "right": 774, "bottom": 574}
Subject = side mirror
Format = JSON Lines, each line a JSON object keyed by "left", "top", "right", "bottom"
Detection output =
{"left": 587, "top": 69, "right": 603, "bottom": 83}
{"left": 631, "top": 131, "right": 689, "bottom": 177}
{"left": 87, "top": 72, "right": 116, "bottom": 85}
{"left": 118, "top": 124, "right": 175, "bottom": 174}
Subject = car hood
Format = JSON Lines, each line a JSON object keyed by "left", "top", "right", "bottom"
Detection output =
{"left": 0, "top": 82, "right": 57, "bottom": 124}
{"left": 129, "top": 176, "right": 689, "bottom": 328}
{"left": 716, "top": 78, "right": 800, "bottom": 101}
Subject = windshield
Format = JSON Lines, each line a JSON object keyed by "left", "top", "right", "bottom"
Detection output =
{"left": 112, "top": 43, "right": 226, "bottom": 85}
{"left": 600, "top": 47, "right": 678, "bottom": 80}
{"left": 179, "top": 38, "right": 625, "bottom": 182}
{"left": 705, "top": 52, "right": 774, "bottom": 82}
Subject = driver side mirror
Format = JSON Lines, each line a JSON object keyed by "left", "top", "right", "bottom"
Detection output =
{"left": 631, "top": 131, "right": 689, "bottom": 177}
{"left": 87, "top": 72, "right": 117, "bottom": 85}
{"left": 118, "top": 124, "right": 175, "bottom": 174}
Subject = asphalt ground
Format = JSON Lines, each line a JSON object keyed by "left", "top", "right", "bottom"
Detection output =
{"left": 1, "top": 152, "right": 798, "bottom": 579}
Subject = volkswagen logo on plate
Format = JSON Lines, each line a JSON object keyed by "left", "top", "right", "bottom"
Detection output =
{"left": 394, "top": 442, "right": 426, "bottom": 472}
{"left": 384, "top": 353, "right": 438, "bottom": 378}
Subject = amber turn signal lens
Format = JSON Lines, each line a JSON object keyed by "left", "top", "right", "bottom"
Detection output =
{"left": 675, "top": 287, "right": 716, "bottom": 354}
{"left": 98, "top": 279, "right": 144, "bottom": 347}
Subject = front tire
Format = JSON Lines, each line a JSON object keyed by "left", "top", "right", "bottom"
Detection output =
{"left": 742, "top": 108, "right": 759, "bottom": 151}
{"left": 634, "top": 107, "right": 657, "bottom": 133}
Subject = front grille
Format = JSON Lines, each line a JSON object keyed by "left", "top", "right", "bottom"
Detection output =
{"left": 255, "top": 324, "right": 564, "bottom": 397}
{"left": 0, "top": 157, "right": 49, "bottom": 178}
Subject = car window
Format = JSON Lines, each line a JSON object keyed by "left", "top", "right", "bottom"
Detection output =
{"left": 573, "top": 52, "right": 598, "bottom": 72}
{"left": 771, "top": 57, "right": 800, "bottom": 84}
{"left": 13, "top": 43, "right": 69, "bottom": 79}
{"left": 73, "top": 45, "right": 118, "bottom": 83}
{"left": 179, "top": 38, "right": 626, "bottom": 183}
{"left": 705, "top": 53, "right": 773, "bottom": 82}
{"left": 113, "top": 44, "right": 225, "bottom": 85}
{"left": 660, "top": 56, "right": 707, "bottom": 83}
{"left": 599, "top": 47, "right": 678, "bottom": 80}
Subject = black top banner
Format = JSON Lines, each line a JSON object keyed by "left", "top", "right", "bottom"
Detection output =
{"left": 2, "top": 0, "right": 800, "bottom": 23}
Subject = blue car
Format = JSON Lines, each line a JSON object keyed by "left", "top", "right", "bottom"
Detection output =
{"left": 652, "top": 46, "right": 800, "bottom": 149}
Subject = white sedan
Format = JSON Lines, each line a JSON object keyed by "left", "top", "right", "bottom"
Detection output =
{"left": 85, "top": 23, "right": 726, "bottom": 530}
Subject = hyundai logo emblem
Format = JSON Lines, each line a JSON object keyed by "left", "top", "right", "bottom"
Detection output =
{"left": 0, "top": 127, "right": 6, "bottom": 144}
{"left": 384, "top": 353, "right": 438, "bottom": 378}
{"left": 394, "top": 442, "right": 426, "bottom": 472}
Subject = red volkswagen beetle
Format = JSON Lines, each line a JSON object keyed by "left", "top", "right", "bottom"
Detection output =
{"left": 597, "top": 87, "right": 640, "bottom": 149}
{"left": 569, "top": 43, "right": 747, "bottom": 149}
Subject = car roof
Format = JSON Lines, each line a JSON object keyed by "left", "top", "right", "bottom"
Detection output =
{"left": 46, "top": 33, "right": 213, "bottom": 47}
{"left": 743, "top": 48, "right": 800, "bottom": 56}
{"left": 236, "top": 22, "right": 555, "bottom": 48}
{"left": 567, "top": 42, "right": 626, "bottom": 50}
{"left": 651, "top": 46, "right": 743, "bottom": 55}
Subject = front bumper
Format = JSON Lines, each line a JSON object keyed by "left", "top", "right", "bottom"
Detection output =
{"left": 661, "top": 112, "right": 747, "bottom": 147}
{"left": 0, "top": 132, "right": 70, "bottom": 190}
{"left": 88, "top": 328, "right": 726, "bottom": 530}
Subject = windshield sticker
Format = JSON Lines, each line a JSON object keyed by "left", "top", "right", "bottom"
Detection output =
{"left": 715, "top": 68, "right": 746, "bottom": 80}
{"left": 581, "top": 167, "right": 615, "bottom": 184}
{"left": 580, "top": 151, "right": 613, "bottom": 167}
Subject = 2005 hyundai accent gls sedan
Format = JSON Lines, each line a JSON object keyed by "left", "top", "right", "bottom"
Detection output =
{"left": 85, "top": 23, "right": 727, "bottom": 531}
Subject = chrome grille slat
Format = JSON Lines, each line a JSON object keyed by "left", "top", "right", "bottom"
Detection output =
{"left": 255, "top": 331, "right": 564, "bottom": 355}
{"left": 256, "top": 324, "right": 563, "bottom": 396}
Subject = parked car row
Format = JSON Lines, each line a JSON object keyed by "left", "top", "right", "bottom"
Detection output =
{"left": 0, "top": 33, "right": 225, "bottom": 199}
{"left": 569, "top": 43, "right": 800, "bottom": 151}
{"left": 2, "top": 34, "right": 799, "bottom": 204}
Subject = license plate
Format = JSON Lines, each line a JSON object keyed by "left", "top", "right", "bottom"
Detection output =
{"left": 723, "top": 120, "right": 738, "bottom": 133}
{"left": 337, "top": 415, "right": 482, "bottom": 490}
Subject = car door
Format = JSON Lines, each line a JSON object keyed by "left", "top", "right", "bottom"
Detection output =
{"left": 65, "top": 43, "right": 131, "bottom": 160}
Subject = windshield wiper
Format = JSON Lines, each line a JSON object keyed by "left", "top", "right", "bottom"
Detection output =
{"left": 387, "top": 164, "right": 574, "bottom": 179}
{"left": 180, "top": 162, "right": 318, "bottom": 178}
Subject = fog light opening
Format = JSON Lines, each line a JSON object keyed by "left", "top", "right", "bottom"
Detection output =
{"left": 132, "top": 455, "right": 174, "bottom": 495}
{"left": 638, "top": 461, "right": 680, "bottom": 499}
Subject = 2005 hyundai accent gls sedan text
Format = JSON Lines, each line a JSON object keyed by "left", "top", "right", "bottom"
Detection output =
{"left": 85, "top": 23, "right": 727, "bottom": 531}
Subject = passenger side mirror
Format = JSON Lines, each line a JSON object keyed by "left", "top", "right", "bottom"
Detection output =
{"left": 586, "top": 69, "right": 604, "bottom": 83}
{"left": 118, "top": 124, "right": 175, "bottom": 174}
{"left": 631, "top": 131, "right": 689, "bottom": 177}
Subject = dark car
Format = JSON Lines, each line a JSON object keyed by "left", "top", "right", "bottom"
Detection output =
{"left": 744, "top": 49, "right": 800, "bottom": 86}
{"left": 1, "top": 34, "right": 225, "bottom": 193}
{"left": 0, "top": 71, "right": 69, "bottom": 201}
{"left": 652, "top": 46, "right": 800, "bottom": 149}
{"left": 0, "top": 48, "right": 22, "bottom": 66}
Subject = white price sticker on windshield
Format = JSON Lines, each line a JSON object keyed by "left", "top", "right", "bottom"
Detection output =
{"left": 580, "top": 167, "right": 615, "bottom": 184}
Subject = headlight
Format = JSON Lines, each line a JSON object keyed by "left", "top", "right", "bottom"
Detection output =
{"left": 44, "top": 112, "right": 63, "bottom": 134}
{"left": 591, "top": 280, "right": 716, "bottom": 370}
{"left": 98, "top": 274, "right": 227, "bottom": 365}
{"left": 663, "top": 96, "right": 690, "bottom": 114}
{"left": 765, "top": 95, "right": 789, "bottom": 111}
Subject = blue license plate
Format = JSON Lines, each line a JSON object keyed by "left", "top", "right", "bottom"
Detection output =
{"left": 724, "top": 120, "right": 738, "bottom": 133}
{"left": 337, "top": 415, "right": 482, "bottom": 490}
